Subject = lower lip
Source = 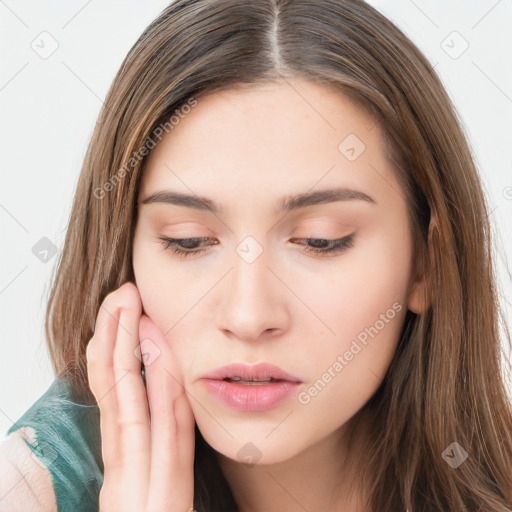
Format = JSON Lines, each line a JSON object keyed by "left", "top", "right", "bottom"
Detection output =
{"left": 202, "top": 378, "right": 301, "bottom": 412}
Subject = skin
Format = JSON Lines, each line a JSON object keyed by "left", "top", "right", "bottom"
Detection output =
{"left": 95, "top": 78, "right": 428, "bottom": 511}
{"left": 86, "top": 286, "right": 195, "bottom": 512}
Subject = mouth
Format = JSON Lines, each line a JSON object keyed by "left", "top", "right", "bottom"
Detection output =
{"left": 221, "top": 376, "right": 283, "bottom": 385}
{"left": 201, "top": 362, "right": 303, "bottom": 412}
{"left": 201, "top": 362, "right": 303, "bottom": 383}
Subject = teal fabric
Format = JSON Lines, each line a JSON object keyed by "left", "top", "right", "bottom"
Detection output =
{"left": 6, "top": 377, "right": 103, "bottom": 512}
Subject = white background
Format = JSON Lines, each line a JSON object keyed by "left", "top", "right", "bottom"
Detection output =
{"left": 1, "top": 0, "right": 511, "bottom": 437}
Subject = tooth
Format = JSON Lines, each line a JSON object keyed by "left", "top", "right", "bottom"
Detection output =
{"left": 227, "top": 377, "right": 276, "bottom": 383}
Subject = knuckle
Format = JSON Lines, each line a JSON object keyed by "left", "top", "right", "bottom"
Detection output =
{"left": 112, "top": 362, "right": 138, "bottom": 376}
{"left": 86, "top": 341, "right": 104, "bottom": 371}
{"left": 85, "top": 337, "right": 96, "bottom": 363}
{"left": 117, "top": 415, "right": 147, "bottom": 429}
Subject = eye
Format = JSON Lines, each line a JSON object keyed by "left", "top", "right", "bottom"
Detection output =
{"left": 158, "top": 234, "right": 355, "bottom": 258}
{"left": 158, "top": 237, "right": 215, "bottom": 258}
{"left": 292, "top": 234, "right": 355, "bottom": 256}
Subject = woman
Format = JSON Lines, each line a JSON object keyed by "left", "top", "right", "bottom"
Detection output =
{"left": 2, "top": 0, "right": 512, "bottom": 511}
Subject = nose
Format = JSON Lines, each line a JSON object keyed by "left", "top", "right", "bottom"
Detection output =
{"left": 215, "top": 242, "right": 290, "bottom": 342}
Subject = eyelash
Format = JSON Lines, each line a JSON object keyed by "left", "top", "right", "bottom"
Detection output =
{"left": 158, "top": 234, "right": 355, "bottom": 258}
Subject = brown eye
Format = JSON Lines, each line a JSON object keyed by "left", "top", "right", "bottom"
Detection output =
{"left": 292, "top": 234, "right": 355, "bottom": 256}
{"left": 158, "top": 234, "right": 355, "bottom": 258}
{"left": 159, "top": 237, "right": 215, "bottom": 258}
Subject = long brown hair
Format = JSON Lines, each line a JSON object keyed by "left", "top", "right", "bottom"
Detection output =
{"left": 44, "top": 0, "right": 512, "bottom": 510}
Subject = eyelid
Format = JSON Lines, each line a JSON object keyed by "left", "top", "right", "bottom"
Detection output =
{"left": 158, "top": 232, "right": 356, "bottom": 259}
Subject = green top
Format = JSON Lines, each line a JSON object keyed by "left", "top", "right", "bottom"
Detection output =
{"left": 5, "top": 377, "right": 103, "bottom": 512}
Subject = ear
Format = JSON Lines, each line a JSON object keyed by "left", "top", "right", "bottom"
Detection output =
{"left": 407, "top": 273, "right": 430, "bottom": 314}
{"left": 407, "top": 216, "right": 437, "bottom": 314}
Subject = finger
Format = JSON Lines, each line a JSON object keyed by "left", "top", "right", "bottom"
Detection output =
{"left": 86, "top": 297, "right": 122, "bottom": 468}
{"left": 140, "top": 315, "right": 195, "bottom": 512}
{"left": 111, "top": 287, "right": 151, "bottom": 503}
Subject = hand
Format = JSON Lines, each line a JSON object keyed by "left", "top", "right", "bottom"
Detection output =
{"left": 86, "top": 282, "right": 195, "bottom": 512}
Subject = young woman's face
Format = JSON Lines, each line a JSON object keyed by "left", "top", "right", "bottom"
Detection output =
{"left": 132, "top": 78, "right": 425, "bottom": 465}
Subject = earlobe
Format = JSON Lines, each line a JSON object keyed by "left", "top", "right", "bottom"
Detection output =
{"left": 407, "top": 277, "right": 430, "bottom": 314}
{"left": 407, "top": 214, "right": 438, "bottom": 314}
{"left": 406, "top": 251, "right": 431, "bottom": 314}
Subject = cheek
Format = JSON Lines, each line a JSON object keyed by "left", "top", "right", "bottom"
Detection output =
{"left": 296, "top": 227, "right": 411, "bottom": 412}
{"left": 132, "top": 235, "right": 173, "bottom": 330}
{"left": 299, "top": 224, "right": 411, "bottom": 341}
{"left": 295, "top": 289, "right": 407, "bottom": 428}
{"left": 132, "top": 236, "right": 204, "bottom": 374}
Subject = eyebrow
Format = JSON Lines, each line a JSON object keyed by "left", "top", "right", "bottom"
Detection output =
{"left": 138, "top": 186, "right": 376, "bottom": 215}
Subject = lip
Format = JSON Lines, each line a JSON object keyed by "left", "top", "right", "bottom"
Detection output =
{"left": 201, "top": 362, "right": 303, "bottom": 412}
{"left": 201, "top": 362, "right": 303, "bottom": 383}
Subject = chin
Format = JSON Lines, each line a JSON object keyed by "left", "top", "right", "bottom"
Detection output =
{"left": 197, "top": 421, "right": 306, "bottom": 467}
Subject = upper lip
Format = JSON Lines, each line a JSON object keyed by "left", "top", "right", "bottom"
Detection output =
{"left": 201, "top": 362, "right": 303, "bottom": 383}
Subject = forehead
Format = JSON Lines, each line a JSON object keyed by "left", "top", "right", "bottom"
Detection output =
{"left": 138, "top": 79, "right": 402, "bottom": 212}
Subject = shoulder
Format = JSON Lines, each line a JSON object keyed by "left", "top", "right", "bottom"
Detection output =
{"left": 2, "top": 378, "right": 104, "bottom": 510}
{"left": 0, "top": 427, "right": 57, "bottom": 512}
